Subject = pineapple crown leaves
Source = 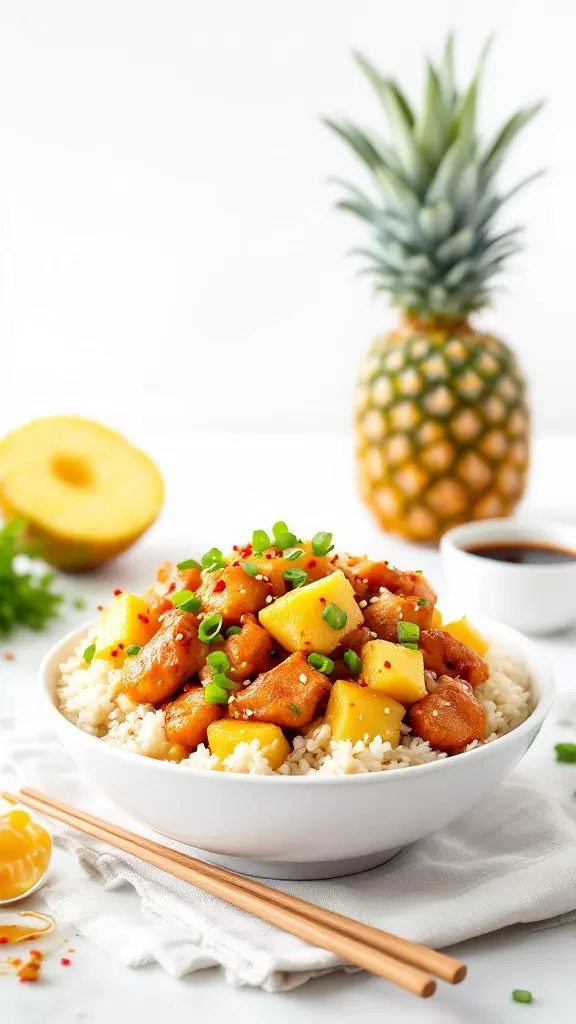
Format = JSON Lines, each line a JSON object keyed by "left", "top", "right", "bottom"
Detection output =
{"left": 324, "top": 35, "right": 545, "bottom": 320}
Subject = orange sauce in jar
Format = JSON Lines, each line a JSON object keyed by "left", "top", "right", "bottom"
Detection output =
{"left": 0, "top": 809, "right": 51, "bottom": 902}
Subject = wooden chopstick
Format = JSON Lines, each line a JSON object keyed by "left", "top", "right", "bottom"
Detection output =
{"left": 14, "top": 787, "right": 464, "bottom": 997}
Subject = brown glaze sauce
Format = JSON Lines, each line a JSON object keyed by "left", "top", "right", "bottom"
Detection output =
{"left": 466, "top": 542, "right": 576, "bottom": 565}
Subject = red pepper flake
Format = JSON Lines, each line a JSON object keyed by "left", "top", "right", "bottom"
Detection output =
{"left": 319, "top": 597, "right": 326, "bottom": 604}
{"left": 358, "top": 680, "right": 368, "bottom": 687}
{"left": 110, "top": 649, "right": 118, "bottom": 658}
{"left": 213, "top": 579, "right": 226, "bottom": 593}
{"left": 272, "top": 547, "right": 282, "bottom": 557}
{"left": 0, "top": 936, "right": 8, "bottom": 944}
{"left": 265, "top": 553, "right": 272, "bottom": 560}
{"left": 384, "top": 660, "right": 391, "bottom": 669}
{"left": 240, "top": 544, "right": 253, "bottom": 557}
{"left": 118, "top": 643, "right": 124, "bottom": 650}
{"left": 3, "top": 651, "right": 14, "bottom": 661}
{"left": 232, "top": 545, "right": 239, "bottom": 551}
{"left": 307, "top": 559, "right": 317, "bottom": 568}
{"left": 168, "top": 581, "right": 176, "bottom": 593}
{"left": 137, "top": 613, "right": 149, "bottom": 624}
{"left": 113, "top": 588, "right": 122, "bottom": 596}
{"left": 60, "top": 957, "right": 71, "bottom": 966}
{"left": 232, "top": 560, "right": 240, "bottom": 566}
{"left": 97, "top": 605, "right": 104, "bottom": 612}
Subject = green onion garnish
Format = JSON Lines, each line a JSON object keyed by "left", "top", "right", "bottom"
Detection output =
{"left": 555, "top": 742, "right": 576, "bottom": 763}
{"left": 283, "top": 568, "right": 308, "bottom": 588}
{"left": 284, "top": 547, "right": 304, "bottom": 561}
{"left": 204, "top": 682, "right": 229, "bottom": 705}
{"left": 289, "top": 703, "right": 301, "bottom": 716}
{"left": 212, "top": 672, "right": 235, "bottom": 690}
{"left": 83, "top": 643, "right": 96, "bottom": 664}
{"left": 201, "top": 547, "right": 226, "bottom": 573}
{"left": 414, "top": 569, "right": 423, "bottom": 574}
{"left": 417, "top": 598, "right": 428, "bottom": 607}
{"left": 177, "top": 558, "right": 201, "bottom": 571}
{"left": 172, "top": 589, "right": 202, "bottom": 613}
{"left": 225, "top": 625, "right": 242, "bottom": 637}
{"left": 321, "top": 603, "right": 348, "bottom": 630}
{"left": 307, "top": 653, "right": 334, "bottom": 674}
{"left": 403, "top": 643, "right": 419, "bottom": 651}
{"left": 275, "top": 531, "right": 299, "bottom": 551}
{"left": 72, "top": 597, "right": 86, "bottom": 611}
{"left": 512, "top": 990, "right": 533, "bottom": 1004}
{"left": 207, "top": 650, "right": 231, "bottom": 674}
{"left": 242, "top": 561, "right": 259, "bottom": 578}
{"left": 397, "top": 621, "right": 420, "bottom": 645}
{"left": 343, "top": 650, "right": 362, "bottom": 676}
{"left": 311, "top": 531, "right": 334, "bottom": 556}
{"left": 252, "top": 529, "right": 271, "bottom": 554}
{"left": 199, "top": 614, "right": 223, "bottom": 643}
{"left": 272, "top": 520, "right": 289, "bottom": 539}
{"left": 126, "top": 644, "right": 141, "bottom": 657}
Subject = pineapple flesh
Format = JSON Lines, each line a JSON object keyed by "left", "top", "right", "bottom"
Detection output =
{"left": 326, "top": 37, "right": 542, "bottom": 541}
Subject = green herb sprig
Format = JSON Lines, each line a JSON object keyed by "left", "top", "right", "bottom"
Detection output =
{"left": 0, "top": 519, "right": 63, "bottom": 637}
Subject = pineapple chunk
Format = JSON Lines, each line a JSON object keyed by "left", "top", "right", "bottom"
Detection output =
{"left": 259, "top": 570, "right": 363, "bottom": 655}
{"left": 324, "top": 680, "right": 405, "bottom": 745}
{"left": 431, "top": 607, "right": 443, "bottom": 628}
{"left": 443, "top": 617, "right": 489, "bottom": 657}
{"left": 207, "top": 719, "right": 290, "bottom": 771}
{"left": 361, "top": 639, "right": 426, "bottom": 705}
{"left": 94, "top": 593, "right": 157, "bottom": 665}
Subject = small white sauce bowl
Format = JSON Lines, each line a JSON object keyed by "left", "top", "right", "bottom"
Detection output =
{"left": 441, "top": 518, "right": 576, "bottom": 635}
{"left": 39, "top": 617, "right": 554, "bottom": 880}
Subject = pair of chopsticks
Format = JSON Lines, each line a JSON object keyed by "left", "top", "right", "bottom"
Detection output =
{"left": 11, "top": 787, "right": 466, "bottom": 999}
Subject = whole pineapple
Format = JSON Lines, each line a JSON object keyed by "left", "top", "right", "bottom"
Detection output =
{"left": 326, "top": 38, "right": 543, "bottom": 542}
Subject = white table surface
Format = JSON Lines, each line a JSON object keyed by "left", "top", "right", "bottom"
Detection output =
{"left": 2, "top": 431, "right": 576, "bottom": 1022}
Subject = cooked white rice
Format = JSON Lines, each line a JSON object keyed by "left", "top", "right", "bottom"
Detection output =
{"left": 56, "top": 638, "right": 532, "bottom": 776}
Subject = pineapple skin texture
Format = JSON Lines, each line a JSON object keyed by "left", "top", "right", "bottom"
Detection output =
{"left": 356, "top": 321, "right": 530, "bottom": 542}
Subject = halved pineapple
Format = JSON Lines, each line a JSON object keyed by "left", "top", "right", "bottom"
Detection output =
{"left": 0, "top": 417, "right": 164, "bottom": 570}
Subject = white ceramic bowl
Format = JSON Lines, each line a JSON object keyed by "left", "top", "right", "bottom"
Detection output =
{"left": 441, "top": 518, "right": 576, "bottom": 635}
{"left": 40, "top": 616, "right": 554, "bottom": 880}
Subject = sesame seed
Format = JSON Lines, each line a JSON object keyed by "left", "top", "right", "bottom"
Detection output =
{"left": 265, "top": 595, "right": 273, "bottom": 604}
{"left": 379, "top": 586, "right": 386, "bottom": 593}
{"left": 384, "top": 707, "right": 390, "bottom": 714}
{"left": 370, "top": 631, "right": 378, "bottom": 638}
{"left": 176, "top": 633, "right": 183, "bottom": 640}
{"left": 398, "top": 612, "right": 403, "bottom": 619}
{"left": 228, "top": 694, "right": 236, "bottom": 702}
{"left": 359, "top": 713, "right": 364, "bottom": 721}
{"left": 245, "top": 709, "right": 254, "bottom": 717}
{"left": 361, "top": 579, "right": 369, "bottom": 584}
{"left": 299, "top": 673, "right": 307, "bottom": 683}
{"left": 413, "top": 605, "right": 419, "bottom": 612}
{"left": 432, "top": 710, "right": 439, "bottom": 717}
{"left": 197, "top": 612, "right": 204, "bottom": 620}
{"left": 369, "top": 596, "right": 379, "bottom": 604}
{"left": 255, "top": 574, "right": 268, "bottom": 581}
{"left": 359, "top": 599, "right": 367, "bottom": 608}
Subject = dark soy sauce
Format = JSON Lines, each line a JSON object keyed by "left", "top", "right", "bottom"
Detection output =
{"left": 465, "top": 542, "right": 576, "bottom": 565}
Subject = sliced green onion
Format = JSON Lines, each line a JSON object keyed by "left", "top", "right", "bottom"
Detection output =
{"left": 72, "top": 597, "right": 86, "bottom": 610}
{"left": 289, "top": 703, "right": 301, "bottom": 716}
{"left": 403, "top": 642, "right": 419, "bottom": 651}
{"left": 225, "top": 625, "right": 242, "bottom": 637}
{"left": 417, "top": 597, "right": 428, "bottom": 607}
{"left": 555, "top": 742, "right": 576, "bottom": 763}
{"left": 397, "top": 621, "right": 420, "bottom": 645}
{"left": 321, "top": 603, "right": 348, "bottom": 630}
{"left": 512, "top": 990, "right": 533, "bottom": 1004}
{"left": 204, "top": 682, "right": 229, "bottom": 705}
{"left": 272, "top": 520, "right": 289, "bottom": 539}
{"left": 212, "top": 672, "right": 235, "bottom": 691}
{"left": 284, "top": 547, "right": 304, "bottom": 561}
{"left": 307, "top": 653, "right": 334, "bottom": 674}
{"left": 176, "top": 558, "right": 201, "bottom": 571}
{"left": 275, "top": 531, "right": 298, "bottom": 551}
{"left": 283, "top": 568, "right": 308, "bottom": 588}
{"left": 414, "top": 569, "right": 423, "bottom": 575}
{"left": 311, "top": 531, "right": 334, "bottom": 556}
{"left": 199, "top": 614, "right": 223, "bottom": 643}
{"left": 343, "top": 650, "right": 362, "bottom": 676}
{"left": 126, "top": 644, "right": 141, "bottom": 657}
{"left": 201, "top": 547, "right": 226, "bottom": 572}
{"left": 252, "top": 529, "right": 271, "bottom": 555}
{"left": 171, "top": 589, "right": 202, "bottom": 613}
{"left": 207, "top": 650, "right": 231, "bottom": 674}
{"left": 83, "top": 643, "right": 96, "bottom": 664}
{"left": 242, "top": 561, "right": 259, "bottom": 577}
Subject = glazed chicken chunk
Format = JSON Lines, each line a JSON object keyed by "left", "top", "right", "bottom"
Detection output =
{"left": 224, "top": 613, "right": 275, "bottom": 683}
{"left": 419, "top": 629, "right": 489, "bottom": 686}
{"left": 163, "top": 685, "right": 224, "bottom": 749}
{"left": 121, "top": 609, "right": 208, "bottom": 704}
{"left": 408, "top": 677, "right": 487, "bottom": 754}
{"left": 230, "top": 651, "right": 331, "bottom": 728}
{"left": 196, "top": 566, "right": 272, "bottom": 624}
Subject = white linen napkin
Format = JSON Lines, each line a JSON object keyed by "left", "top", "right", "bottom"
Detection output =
{"left": 2, "top": 715, "right": 576, "bottom": 992}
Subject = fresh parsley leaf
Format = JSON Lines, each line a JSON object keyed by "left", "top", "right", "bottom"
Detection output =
{"left": 0, "top": 519, "right": 63, "bottom": 637}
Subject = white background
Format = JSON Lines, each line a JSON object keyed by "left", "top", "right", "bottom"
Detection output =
{"left": 0, "top": 0, "right": 573, "bottom": 441}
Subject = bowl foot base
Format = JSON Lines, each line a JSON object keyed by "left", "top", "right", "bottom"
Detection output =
{"left": 192, "top": 846, "right": 404, "bottom": 880}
